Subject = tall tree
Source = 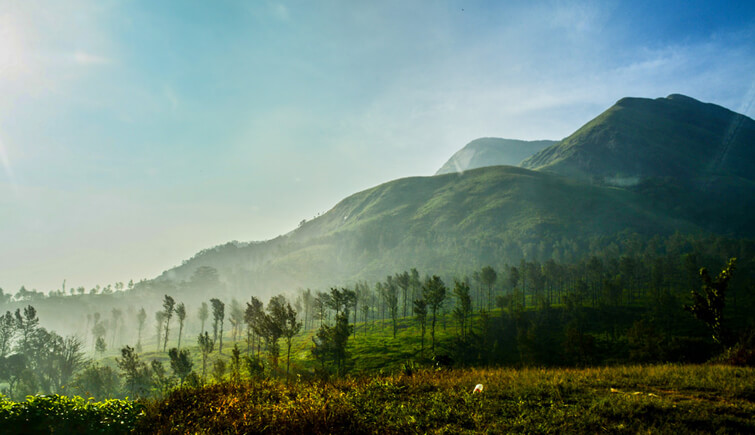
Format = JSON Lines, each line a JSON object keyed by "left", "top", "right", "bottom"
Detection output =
{"left": 245, "top": 296, "right": 264, "bottom": 355}
{"left": 281, "top": 301, "right": 302, "bottom": 378}
{"left": 0, "top": 311, "right": 15, "bottom": 357}
{"left": 382, "top": 277, "right": 399, "bottom": 338}
{"left": 168, "top": 347, "right": 193, "bottom": 385}
{"left": 262, "top": 295, "right": 286, "bottom": 370}
{"left": 136, "top": 308, "right": 147, "bottom": 353}
{"left": 197, "top": 332, "right": 214, "bottom": 381}
{"left": 395, "top": 271, "right": 411, "bottom": 318}
{"left": 175, "top": 303, "right": 186, "bottom": 349}
{"left": 116, "top": 345, "right": 150, "bottom": 399}
{"left": 300, "top": 288, "right": 313, "bottom": 331}
{"left": 210, "top": 298, "right": 225, "bottom": 353}
{"left": 685, "top": 258, "right": 737, "bottom": 346}
{"left": 56, "top": 335, "right": 87, "bottom": 392}
{"left": 198, "top": 302, "right": 209, "bottom": 333}
{"left": 162, "top": 295, "right": 176, "bottom": 352}
{"left": 95, "top": 336, "right": 107, "bottom": 357}
{"left": 413, "top": 298, "right": 428, "bottom": 354}
{"left": 155, "top": 311, "right": 165, "bottom": 352}
{"left": 312, "top": 312, "right": 352, "bottom": 375}
{"left": 409, "top": 268, "right": 421, "bottom": 308}
{"left": 229, "top": 299, "right": 244, "bottom": 343}
{"left": 508, "top": 266, "right": 521, "bottom": 307}
{"left": 14, "top": 305, "right": 39, "bottom": 356}
{"left": 422, "top": 276, "right": 447, "bottom": 353}
{"left": 480, "top": 266, "right": 497, "bottom": 311}
{"left": 110, "top": 308, "right": 123, "bottom": 348}
{"left": 453, "top": 280, "right": 472, "bottom": 339}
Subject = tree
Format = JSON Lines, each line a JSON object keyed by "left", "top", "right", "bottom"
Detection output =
{"left": 0, "top": 311, "right": 15, "bottom": 357}
{"left": 14, "top": 305, "right": 39, "bottom": 356}
{"left": 413, "top": 298, "right": 428, "bottom": 354}
{"left": 162, "top": 295, "right": 176, "bottom": 352}
{"left": 262, "top": 295, "right": 286, "bottom": 370}
{"left": 210, "top": 298, "right": 225, "bottom": 353}
{"left": 245, "top": 296, "right": 264, "bottom": 355}
{"left": 168, "top": 347, "right": 193, "bottom": 385}
{"left": 685, "top": 258, "right": 736, "bottom": 346}
{"left": 175, "top": 303, "right": 186, "bottom": 349}
{"left": 57, "top": 335, "right": 87, "bottom": 391}
{"left": 110, "top": 308, "right": 123, "bottom": 348}
{"left": 395, "top": 271, "right": 411, "bottom": 318}
{"left": 229, "top": 344, "right": 242, "bottom": 383}
{"left": 300, "top": 288, "right": 313, "bottom": 331}
{"left": 312, "top": 312, "right": 352, "bottom": 375}
{"left": 422, "top": 276, "right": 447, "bottom": 353}
{"left": 453, "top": 280, "right": 472, "bottom": 340}
{"left": 71, "top": 362, "right": 120, "bottom": 400}
{"left": 480, "top": 266, "right": 497, "bottom": 311}
{"left": 155, "top": 311, "right": 165, "bottom": 352}
{"left": 312, "top": 288, "right": 354, "bottom": 375}
{"left": 95, "top": 336, "right": 107, "bottom": 357}
{"left": 198, "top": 302, "right": 209, "bottom": 333}
{"left": 229, "top": 299, "right": 244, "bottom": 343}
{"left": 136, "top": 308, "right": 147, "bottom": 353}
{"left": 0, "top": 353, "right": 28, "bottom": 399}
{"left": 117, "top": 345, "right": 150, "bottom": 398}
{"left": 281, "top": 301, "right": 302, "bottom": 378}
{"left": 508, "top": 266, "right": 521, "bottom": 306}
{"left": 382, "top": 278, "right": 399, "bottom": 338}
{"left": 197, "top": 332, "right": 214, "bottom": 381}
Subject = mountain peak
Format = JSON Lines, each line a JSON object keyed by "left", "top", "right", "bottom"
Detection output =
{"left": 435, "top": 137, "right": 555, "bottom": 175}
{"left": 521, "top": 94, "right": 755, "bottom": 183}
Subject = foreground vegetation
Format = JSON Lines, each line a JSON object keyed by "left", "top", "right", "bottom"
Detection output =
{"left": 136, "top": 364, "right": 755, "bottom": 434}
{"left": 0, "top": 394, "right": 141, "bottom": 434}
{"left": 1, "top": 364, "right": 752, "bottom": 433}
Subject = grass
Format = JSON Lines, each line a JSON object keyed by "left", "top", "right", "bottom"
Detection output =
{"left": 136, "top": 364, "right": 755, "bottom": 434}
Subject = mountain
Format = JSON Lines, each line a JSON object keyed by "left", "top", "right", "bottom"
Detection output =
{"left": 139, "top": 94, "right": 754, "bottom": 301}
{"left": 435, "top": 138, "right": 556, "bottom": 175}
{"left": 521, "top": 94, "right": 755, "bottom": 184}
{"left": 18, "top": 94, "right": 755, "bottom": 338}
{"left": 159, "top": 165, "right": 702, "bottom": 300}
{"left": 521, "top": 94, "right": 755, "bottom": 236}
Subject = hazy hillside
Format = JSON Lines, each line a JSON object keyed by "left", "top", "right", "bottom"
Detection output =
{"left": 521, "top": 94, "right": 755, "bottom": 184}
{"left": 435, "top": 138, "right": 556, "bottom": 175}
{"left": 161, "top": 165, "right": 701, "bottom": 299}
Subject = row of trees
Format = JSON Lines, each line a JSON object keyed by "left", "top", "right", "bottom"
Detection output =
{"left": 0, "top": 281, "right": 137, "bottom": 305}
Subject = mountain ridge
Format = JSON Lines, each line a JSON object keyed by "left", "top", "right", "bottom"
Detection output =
{"left": 148, "top": 93, "right": 755, "bottom": 301}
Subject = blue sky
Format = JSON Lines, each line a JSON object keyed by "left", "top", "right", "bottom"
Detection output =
{"left": 1, "top": 0, "right": 754, "bottom": 293}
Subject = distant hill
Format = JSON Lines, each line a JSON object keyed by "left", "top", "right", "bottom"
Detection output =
{"left": 436, "top": 138, "right": 556, "bottom": 175}
{"left": 159, "top": 165, "right": 703, "bottom": 300}
{"left": 521, "top": 94, "right": 755, "bottom": 184}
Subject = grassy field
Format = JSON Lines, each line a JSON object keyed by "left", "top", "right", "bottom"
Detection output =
{"left": 136, "top": 364, "right": 755, "bottom": 434}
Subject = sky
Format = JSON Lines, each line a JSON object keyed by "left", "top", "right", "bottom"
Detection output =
{"left": 1, "top": 0, "right": 754, "bottom": 294}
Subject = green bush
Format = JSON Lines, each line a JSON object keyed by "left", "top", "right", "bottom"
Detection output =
{"left": 0, "top": 394, "right": 143, "bottom": 434}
